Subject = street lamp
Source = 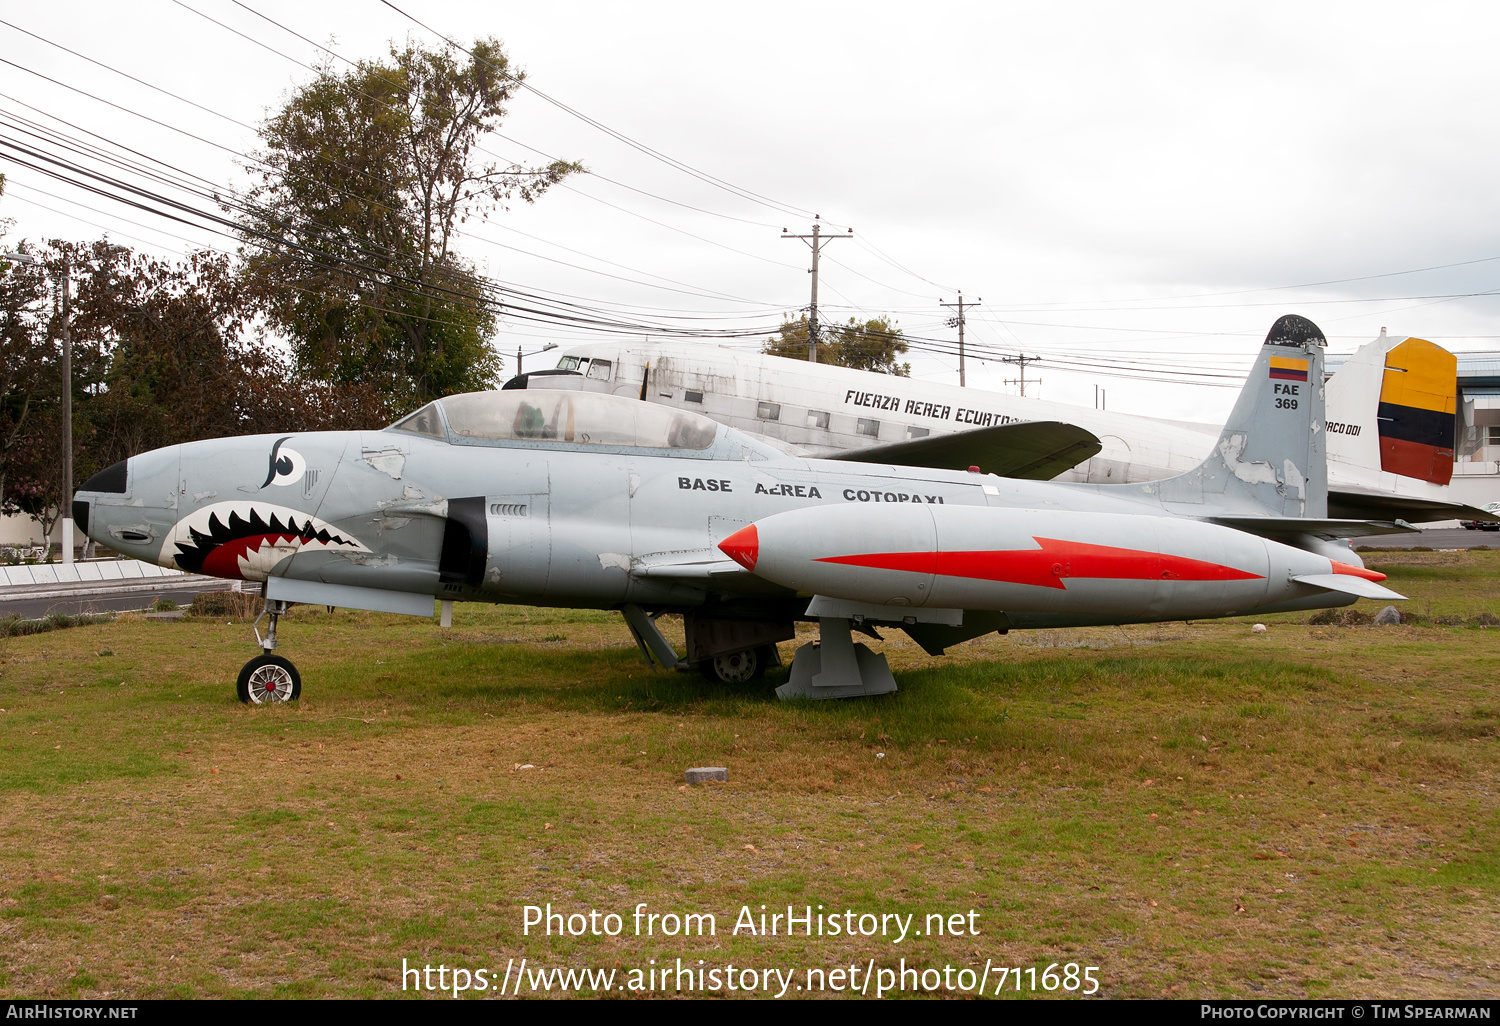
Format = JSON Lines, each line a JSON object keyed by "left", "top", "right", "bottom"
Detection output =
{"left": 3, "top": 249, "right": 73, "bottom": 564}
{"left": 515, "top": 342, "right": 557, "bottom": 376}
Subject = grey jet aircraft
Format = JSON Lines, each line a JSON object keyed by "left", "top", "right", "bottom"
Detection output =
{"left": 73, "top": 315, "right": 1407, "bottom": 704}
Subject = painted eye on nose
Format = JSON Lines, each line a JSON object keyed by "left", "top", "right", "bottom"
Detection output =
{"left": 261, "top": 437, "right": 307, "bottom": 488}
{"left": 269, "top": 448, "right": 306, "bottom": 486}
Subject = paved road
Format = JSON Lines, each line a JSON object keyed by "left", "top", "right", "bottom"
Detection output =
{"left": 1356, "top": 528, "right": 1499, "bottom": 549}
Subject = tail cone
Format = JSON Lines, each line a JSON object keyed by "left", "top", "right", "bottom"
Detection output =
{"left": 1331, "top": 560, "right": 1386, "bottom": 582}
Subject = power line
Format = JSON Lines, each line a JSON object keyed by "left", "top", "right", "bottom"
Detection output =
{"left": 0, "top": 16, "right": 258, "bottom": 133}
{"left": 377, "top": 0, "right": 822, "bottom": 222}
{"left": 0, "top": 21, "right": 734, "bottom": 308}
{"left": 0, "top": 7, "right": 998, "bottom": 340}
{"left": 0, "top": 132, "right": 782, "bottom": 341}
{"left": 166, "top": 3, "right": 809, "bottom": 294}
{"left": 14, "top": 12, "right": 1481, "bottom": 379}
{"left": 0, "top": 76, "right": 786, "bottom": 314}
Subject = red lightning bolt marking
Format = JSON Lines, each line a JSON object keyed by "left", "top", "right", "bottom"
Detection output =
{"left": 815, "top": 537, "right": 1264, "bottom": 590}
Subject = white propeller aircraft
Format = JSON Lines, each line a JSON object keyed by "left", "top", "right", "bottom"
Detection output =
{"left": 509, "top": 328, "right": 1489, "bottom": 524}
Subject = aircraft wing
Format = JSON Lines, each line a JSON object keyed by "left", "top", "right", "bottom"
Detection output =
{"left": 626, "top": 550, "right": 753, "bottom": 581}
{"left": 1328, "top": 489, "right": 1500, "bottom": 524}
{"left": 823, "top": 420, "right": 1102, "bottom": 479}
{"left": 1206, "top": 516, "right": 1418, "bottom": 541}
{"left": 631, "top": 558, "right": 748, "bottom": 578}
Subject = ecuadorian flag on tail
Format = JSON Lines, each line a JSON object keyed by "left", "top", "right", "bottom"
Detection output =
{"left": 1377, "top": 337, "right": 1457, "bottom": 485}
{"left": 1268, "top": 357, "right": 1309, "bottom": 382}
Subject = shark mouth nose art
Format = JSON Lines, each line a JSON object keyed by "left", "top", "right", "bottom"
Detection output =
{"left": 165, "top": 501, "right": 369, "bottom": 580}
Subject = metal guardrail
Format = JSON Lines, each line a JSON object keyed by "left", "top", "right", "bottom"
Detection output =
{"left": 0, "top": 559, "right": 235, "bottom": 604}
{"left": 0, "top": 558, "right": 183, "bottom": 588}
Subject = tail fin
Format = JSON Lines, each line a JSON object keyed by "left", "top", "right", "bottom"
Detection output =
{"left": 1154, "top": 314, "right": 1327, "bottom": 517}
{"left": 1326, "top": 331, "right": 1458, "bottom": 487}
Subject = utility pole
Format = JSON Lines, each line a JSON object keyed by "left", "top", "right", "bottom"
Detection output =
{"left": 1000, "top": 352, "right": 1041, "bottom": 397}
{"left": 60, "top": 258, "right": 73, "bottom": 565}
{"left": 939, "top": 293, "right": 980, "bottom": 387}
{"left": 782, "top": 217, "right": 851, "bottom": 363}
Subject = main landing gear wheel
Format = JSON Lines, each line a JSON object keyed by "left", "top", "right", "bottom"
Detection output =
{"left": 702, "top": 645, "right": 771, "bottom": 685}
{"left": 237, "top": 654, "right": 301, "bottom": 704}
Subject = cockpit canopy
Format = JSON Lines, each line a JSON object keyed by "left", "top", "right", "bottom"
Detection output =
{"left": 388, "top": 389, "right": 720, "bottom": 451}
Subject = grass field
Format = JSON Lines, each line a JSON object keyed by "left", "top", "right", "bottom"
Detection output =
{"left": 1, "top": 551, "right": 1497, "bottom": 999}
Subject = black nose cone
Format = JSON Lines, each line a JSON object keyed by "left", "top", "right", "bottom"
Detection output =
{"left": 80, "top": 460, "right": 128, "bottom": 493}
{"left": 72, "top": 499, "right": 90, "bottom": 534}
{"left": 1265, "top": 314, "right": 1326, "bottom": 348}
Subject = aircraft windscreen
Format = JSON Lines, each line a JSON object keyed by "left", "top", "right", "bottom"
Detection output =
{"left": 436, "top": 391, "right": 719, "bottom": 450}
{"left": 389, "top": 403, "right": 445, "bottom": 438}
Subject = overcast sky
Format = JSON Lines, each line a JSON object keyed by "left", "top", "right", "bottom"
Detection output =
{"left": 4, "top": 1, "right": 1500, "bottom": 422}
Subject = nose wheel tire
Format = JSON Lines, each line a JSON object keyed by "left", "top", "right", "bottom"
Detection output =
{"left": 237, "top": 654, "right": 302, "bottom": 704}
{"left": 703, "top": 646, "right": 767, "bottom": 685}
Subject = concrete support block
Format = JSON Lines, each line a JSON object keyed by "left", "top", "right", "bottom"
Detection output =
{"left": 776, "top": 617, "right": 898, "bottom": 700}
{"left": 685, "top": 767, "right": 727, "bottom": 784}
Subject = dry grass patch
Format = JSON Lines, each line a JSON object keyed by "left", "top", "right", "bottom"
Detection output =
{"left": 0, "top": 554, "right": 1496, "bottom": 999}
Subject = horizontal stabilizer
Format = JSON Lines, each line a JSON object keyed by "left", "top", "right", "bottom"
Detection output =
{"left": 1207, "top": 516, "right": 1417, "bottom": 541}
{"left": 1328, "top": 489, "right": 1500, "bottom": 524}
{"left": 827, "top": 420, "right": 1102, "bottom": 480}
{"left": 1292, "top": 573, "right": 1406, "bottom": 601}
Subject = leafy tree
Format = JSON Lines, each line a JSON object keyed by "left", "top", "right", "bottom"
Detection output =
{"left": 0, "top": 235, "right": 50, "bottom": 520}
{"left": 763, "top": 315, "right": 911, "bottom": 376}
{"left": 2, "top": 240, "right": 389, "bottom": 546}
{"left": 238, "top": 38, "right": 581, "bottom": 413}
{"left": 5, "top": 408, "right": 66, "bottom": 545}
{"left": 67, "top": 245, "right": 389, "bottom": 469}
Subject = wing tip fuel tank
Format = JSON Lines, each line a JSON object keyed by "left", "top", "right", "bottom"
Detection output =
{"left": 724, "top": 501, "right": 1397, "bottom": 622}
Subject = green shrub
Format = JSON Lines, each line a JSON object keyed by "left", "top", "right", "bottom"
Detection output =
{"left": 0, "top": 612, "right": 114, "bottom": 637}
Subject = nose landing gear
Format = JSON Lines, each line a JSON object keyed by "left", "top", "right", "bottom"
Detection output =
{"left": 237, "top": 599, "right": 301, "bottom": 704}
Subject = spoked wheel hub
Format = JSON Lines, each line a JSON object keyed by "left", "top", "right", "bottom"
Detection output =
{"left": 237, "top": 654, "right": 302, "bottom": 704}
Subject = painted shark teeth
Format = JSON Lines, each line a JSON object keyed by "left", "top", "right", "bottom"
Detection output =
{"left": 165, "top": 501, "right": 368, "bottom": 580}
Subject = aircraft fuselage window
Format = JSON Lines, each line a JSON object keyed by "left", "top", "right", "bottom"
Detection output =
{"left": 857, "top": 418, "right": 881, "bottom": 438}
{"left": 685, "top": 390, "right": 704, "bottom": 404}
{"left": 807, "top": 410, "right": 830, "bottom": 429}
{"left": 907, "top": 426, "right": 930, "bottom": 440}
{"left": 556, "top": 356, "right": 581, "bottom": 371}
{"left": 389, "top": 403, "right": 445, "bottom": 438}
{"left": 434, "top": 390, "right": 718, "bottom": 450}
{"left": 586, "top": 359, "right": 613, "bottom": 381}
{"left": 757, "top": 402, "right": 781, "bottom": 421}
